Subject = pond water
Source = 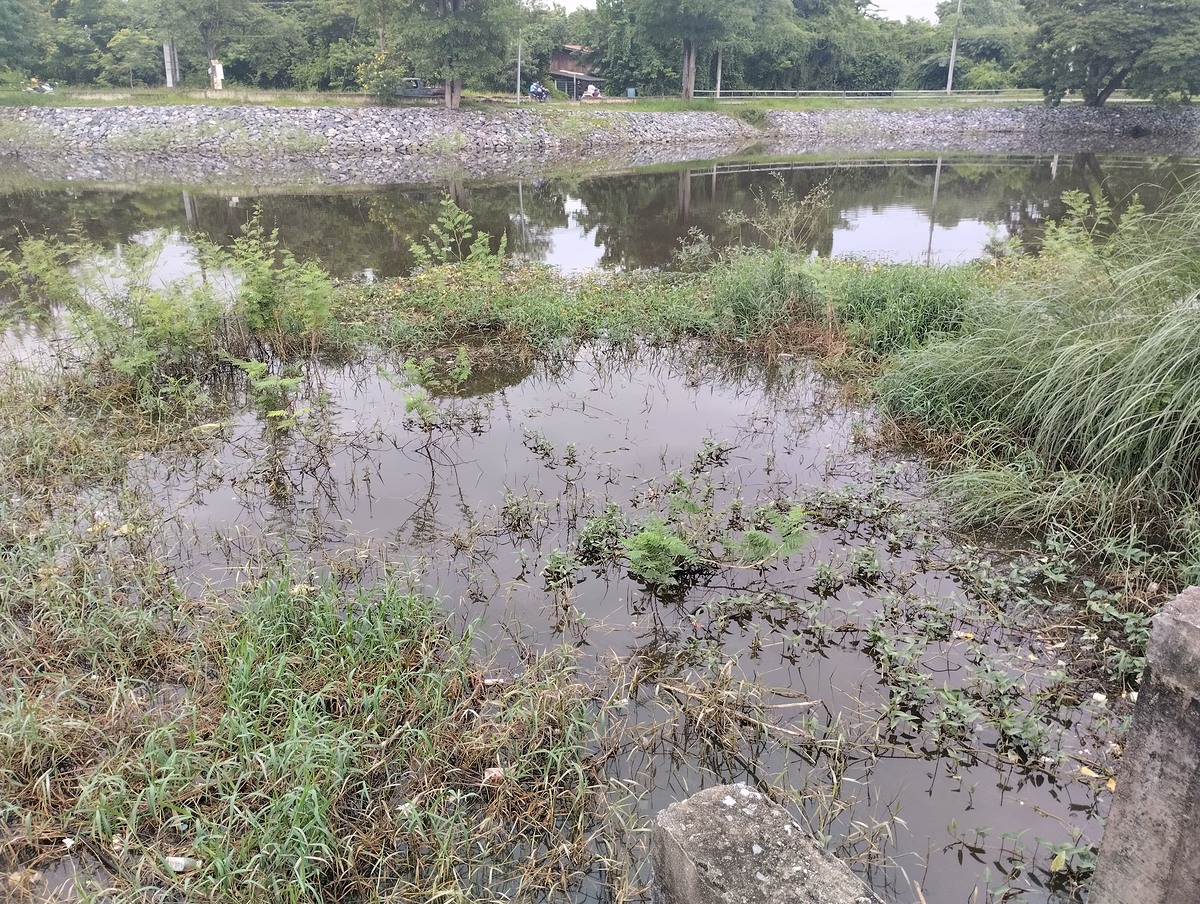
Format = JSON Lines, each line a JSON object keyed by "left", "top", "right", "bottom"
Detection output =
{"left": 2, "top": 151, "right": 1169, "bottom": 903}
{"left": 3, "top": 151, "right": 1198, "bottom": 276}
{"left": 110, "top": 345, "right": 1110, "bottom": 904}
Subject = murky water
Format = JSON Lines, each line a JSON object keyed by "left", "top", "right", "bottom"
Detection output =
{"left": 3, "top": 152, "right": 1198, "bottom": 277}
{"left": 111, "top": 346, "right": 1108, "bottom": 904}
{"left": 2, "top": 151, "right": 1161, "bottom": 903}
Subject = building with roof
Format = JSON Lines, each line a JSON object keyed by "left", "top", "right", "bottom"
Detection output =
{"left": 549, "top": 45, "right": 606, "bottom": 99}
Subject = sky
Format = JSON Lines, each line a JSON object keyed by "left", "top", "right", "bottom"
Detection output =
{"left": 553, "top": 0, "right": 942, "bottom": 22}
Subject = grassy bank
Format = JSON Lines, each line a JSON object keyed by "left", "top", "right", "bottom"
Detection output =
{"left": 0, "top": 553, "right": 643, "bottom": 902}
{"left": 874, "top": 190, "right": 1200, "bottom": 585}
{"left": 0, "top": 86, "right": 1050, "bottom": 111}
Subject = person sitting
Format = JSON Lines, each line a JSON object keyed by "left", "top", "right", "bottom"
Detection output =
{"left": 583, "top": 83, "right": 601, "bottom": 100}
{"left": 529, "top": 80, "right": 549, "bottom": 102}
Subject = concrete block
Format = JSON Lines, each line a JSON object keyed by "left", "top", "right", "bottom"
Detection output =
{"left": 651, "top": 784, "right": 883, "bottom": 904}
{"left": 1090, "top": 586, "right": 1200, "bottom": 904}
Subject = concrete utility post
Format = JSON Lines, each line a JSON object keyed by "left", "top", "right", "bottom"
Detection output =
{"left": 946, "top": 0, "right": 965, "bottom": 93}
{"left": 1090, "top": 587, "right": 1200, "bottom": 904}
{"left": 163, "top": 40, "right": 179, "bottom": 88}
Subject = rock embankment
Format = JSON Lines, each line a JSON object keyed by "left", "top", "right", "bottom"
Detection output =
{"left": 765, "top": 105, "right": 1200, "bottom": 155}
{"left": 0, "top": 105, "right": 759, "bottom": 185}
{"left": 2, "top": 102, "right": 1197, "bottom": 186}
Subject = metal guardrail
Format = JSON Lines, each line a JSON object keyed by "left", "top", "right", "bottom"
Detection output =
{"left": 691, "top": 88, "right": 1041, "bottom": 99}
{"left": 684, "top": 154, "right": 1172, "bottom": 179}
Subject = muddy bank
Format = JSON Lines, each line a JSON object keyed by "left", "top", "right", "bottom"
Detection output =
{"left": 2, "top": 103, "right": 1197, "bottom": 186}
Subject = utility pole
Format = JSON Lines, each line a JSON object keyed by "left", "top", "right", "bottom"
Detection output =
{"left": 946, "top": 0, "right": 964, "bottom": 93}
{"left": 516, "top": 32, "right": 522, "bottom": 104}
{"left": 163, "top": 39, "right": 179, "bottom": 88}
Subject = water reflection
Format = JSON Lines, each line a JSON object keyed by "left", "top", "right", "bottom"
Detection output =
{"left": 118, "top": 346, "right": 1106, "bottom": 904}
{"left": 3, "top": 153, "right": 1197, "bottom": 277}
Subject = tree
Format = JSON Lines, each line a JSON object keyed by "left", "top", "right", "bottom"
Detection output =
{"left": 584, "top": 0, "right": 675, "bottom": 96}
{"left": 1023, "top": 0, "right": 1200, "bottom": 106}
{"left": 0, "top": 0, "right": 44, "bottom": 74}
{"left": 629, "top": 0, "right": 754, "bottom": 99}
{"left": 99, "top": 27, "right": 162, "bottom": 86}
{"left": 395, "top": 0, "right": 519, "bottom": 109}
{"left": 157, "top": 0, "right": 257, "bottom": 65}
{"left": 712, "top": 0, "right": 799, "bottom": 94}
{"left": 937, "top": 0, "right": 1027, "bottom": 28}
{"left": 765, "top": 0, "right": 903, "bottom": 91}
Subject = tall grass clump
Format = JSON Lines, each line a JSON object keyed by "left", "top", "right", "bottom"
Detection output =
{"left": 876, "top": 187, "right": 1200, "bottom": 581}
{"left": 686, "top": 175, "right": 833, "bottom": 345}
{"left": 709, "top": 249, "right": 820, "bottom": 340}
{"left": 828, "top": 262, "right": 975, "bottom": 356}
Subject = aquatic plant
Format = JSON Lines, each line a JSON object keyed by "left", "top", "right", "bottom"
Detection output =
{"left": 0, "top": 211, "right": 335, "bottom": 412}
{"left": 409, "top": 197, "right": 506, "bottom": 270}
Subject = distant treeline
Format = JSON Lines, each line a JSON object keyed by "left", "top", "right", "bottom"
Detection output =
{"left": 1, "top": 0, "right": 1197, "bottom": 108}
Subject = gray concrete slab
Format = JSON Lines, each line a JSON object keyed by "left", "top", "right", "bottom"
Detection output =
{"left": 651, "top": 784, "right": 884, "bottom": 904}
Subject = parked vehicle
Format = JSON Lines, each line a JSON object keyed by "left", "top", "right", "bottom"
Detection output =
{"left": 395, "top": 78, "right": 440, "bottom": 99}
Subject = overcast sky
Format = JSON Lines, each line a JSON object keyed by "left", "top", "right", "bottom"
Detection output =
{"left": 553, "top": 1, "right": 942, "bottom": 22}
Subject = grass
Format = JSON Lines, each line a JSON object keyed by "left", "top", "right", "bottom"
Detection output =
{"left": 0, "top": 549, "right": 642, "bottom": 902}
{"left": 0, "top": 86, "right": 375, "bottom": 109}
{"left": 0, "top": 87, "right": 1053, "bottom": 112}
{"left": 826, "top": 262, "right": 976, "bottom": 357}
{"left": 875, "top": 188, "right": 1200, "bottom": 582}
{"left": 622, "top": 92, "right": 1053, "bottom": 113}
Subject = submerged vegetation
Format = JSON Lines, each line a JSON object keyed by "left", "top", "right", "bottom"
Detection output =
{"left": 2, "top": 179, "right": 1196, "bottom": 902}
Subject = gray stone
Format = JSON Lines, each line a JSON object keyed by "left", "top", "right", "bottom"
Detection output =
{"left": 651, "top": 784, "right": 883, "bottom": 904}
{"left": 1090, "top": 587, "right": 1200, "bottom": 904}
{"left": 4, "top": 103, "right": 1200, "bottom": 187}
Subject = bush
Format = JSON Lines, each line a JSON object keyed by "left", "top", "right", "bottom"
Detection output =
{"left": 963, "top": 61, "right": 1017, "bottom": 90}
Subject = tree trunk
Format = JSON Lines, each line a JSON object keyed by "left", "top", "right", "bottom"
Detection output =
{"left": 440, "top": 0, "right": 463, "bottom": 110}
{"left": 201, "top": 25, "right": 217, "bottom": 67}
{"left": 681, "top": 39, "right": 697, "bottom": 100}
{"left": 1093, "top": 64, "right": 1134, "bottom": 106}
{"left": 377, "top": 23, "right": 387, "bottom": 54}
{"left": 1083, "top": 59, "right": 1135, "bottom": 107}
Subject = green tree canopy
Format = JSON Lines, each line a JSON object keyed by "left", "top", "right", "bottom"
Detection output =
{"left": 629, "top": 0, "right": 756, "bottom": 98}
{"left": 394, "top": 0, "right": 520, "bottom": 108}
{"left": 1023, "top": 0, "right": 1200, "bottom": 106}
{"left": 580, "top": 0, "right": 675, "bottom": 96}
{"left": 0, "top": 0, "right": 44, "bottom": 74}
{"left": 936, "top": 0, "right": 1027, "bottom": 28}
